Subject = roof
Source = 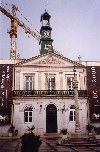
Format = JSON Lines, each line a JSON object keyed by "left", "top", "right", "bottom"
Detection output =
{"left": 16, "top": 51, "right": 85, "bottom": 67}
{"left": 40, "top": 10, "right": 51, "bottom": 21}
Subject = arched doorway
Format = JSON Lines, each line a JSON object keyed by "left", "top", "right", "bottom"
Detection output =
{"left": 46, "top": 104, "right": 57, "bottom": 133}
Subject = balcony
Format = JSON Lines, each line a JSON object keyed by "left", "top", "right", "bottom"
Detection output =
{"left": 13, "top": 90, "right": 87, "bottom": 98}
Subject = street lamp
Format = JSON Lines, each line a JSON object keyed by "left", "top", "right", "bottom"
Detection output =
{"left": 73, "top": 66, "right": 81, "bottom": 134}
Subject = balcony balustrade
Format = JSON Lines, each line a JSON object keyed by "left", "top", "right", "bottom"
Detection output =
{"left": 13, "top": 90, "right": 87, "bottom": 98}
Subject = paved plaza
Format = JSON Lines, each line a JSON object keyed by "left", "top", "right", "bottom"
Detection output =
{"left": 0, "top": 139, "right": 20, "bottom": 152}
{"left": 0, "top": 138, "right": 100, "bottom": 152}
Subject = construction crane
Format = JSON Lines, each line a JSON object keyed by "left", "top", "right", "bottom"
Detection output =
{"left": 0, "top": 3, "right": 40, "bottom": 59}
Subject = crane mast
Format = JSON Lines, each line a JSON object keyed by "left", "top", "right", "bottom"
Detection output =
{"left": 9, "top": 4, "right": 18, "bottom": 59}
{"left": 0, "top": 3, "right": 40, "bottom": 59}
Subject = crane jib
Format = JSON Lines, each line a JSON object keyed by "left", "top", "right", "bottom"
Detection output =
{"left": 0, "top": 5, "right": 40, "bottom": 40}
{"left": 0, "top": 3, "right": 40, "bottom": 59}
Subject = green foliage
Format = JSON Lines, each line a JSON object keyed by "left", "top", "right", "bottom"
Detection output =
{"left": 27, "top": 125, "right": 35, "bottom": 133}
{"left": 61, "top": 128, "right": 67, "bottom": 135}
{"left": 21, "top": 126, "right": 42, "bottom": 152}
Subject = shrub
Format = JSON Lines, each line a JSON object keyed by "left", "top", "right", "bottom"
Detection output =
{"left": 61, "top": 128, "right": 67, "bottom": 135}
{"left": 26, "top": 125, "right": 35, "bottom": 133}
{"left": 20, "top": 126, "right": 42, "bottom": 152}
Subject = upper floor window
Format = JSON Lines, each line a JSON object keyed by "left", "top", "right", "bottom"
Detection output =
{"left": 24, "top": 76, "right": 34, "bottom": 90}
{"left": 24, "top": 105, "right": 33, "bottom": 123}
{"left": 67, "top": 77, "right": 73, "bottom": 90}
{"left": 46, "top": 74, "right": 55, "bottom": 90}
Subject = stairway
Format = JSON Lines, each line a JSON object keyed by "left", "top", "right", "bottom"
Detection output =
{"left": 42, "top": 133, "right": 62, "bottom": 139}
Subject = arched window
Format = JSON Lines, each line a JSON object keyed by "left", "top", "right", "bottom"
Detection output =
{"left": 24, "top": 105, "right": 33, "bottom": 123}
{"left": 69, "top": 105, "right": 75, "bottom": 122}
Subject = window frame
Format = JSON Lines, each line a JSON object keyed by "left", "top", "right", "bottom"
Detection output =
{"left": 67, "top": 76, "right": 74, "bottom": 90}
{"left": 24, "top": 75, "right": 34, "bottom": 90}
{"left": 24, "top": 106, "right": 33, "bottom": 123}
{"left": 46, "top": 74, "right": 56, "bottom": 90}
{"left": 69, "top": 105, "right": 75, "bottom": 122}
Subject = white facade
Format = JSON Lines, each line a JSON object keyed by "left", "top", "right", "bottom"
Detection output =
{"left": 13, "top": 52, "right": 88, "bottom": 136}
{"left": 13, "top": 98, "right": 87, "bottom": 136}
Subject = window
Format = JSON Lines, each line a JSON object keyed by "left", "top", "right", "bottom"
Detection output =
{"left": 24, "top": 76, "right": 34, "bottom": 90}
{"left": 24, "top": 106, "right": 33, "bottom": 123}
{"left": 46, "top": 74, "right": 55, "bottom": 90}
{"left": 69, "top": 105, "right": 75, "bottom": 122}
{"left": 69, "top": 111, "right": 75, "bottom": 121}
{"left": 67, "top": 77, "right": 73, "bottom": 90}
{"left": 67, "top": 77, "right": 74, "bottom": 95}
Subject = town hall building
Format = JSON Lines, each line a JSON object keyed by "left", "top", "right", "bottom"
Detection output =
{"left": 0, "top": 10, "right": 100, "bottom": 136}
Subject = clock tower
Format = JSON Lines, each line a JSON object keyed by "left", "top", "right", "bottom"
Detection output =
{"left": 39, "top": 10, "right": 53, "bottom": 54}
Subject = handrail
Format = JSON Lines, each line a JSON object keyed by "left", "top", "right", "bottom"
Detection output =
{"left": 13, "top": 90, "right": 87, "bottom": 97}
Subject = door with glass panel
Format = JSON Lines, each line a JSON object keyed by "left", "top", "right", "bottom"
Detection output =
{"left": 24, "top": 76, "right": 34, "bottom": 90}
{"left": 67, "top": 77, "right": 73, "bottom": 96}
{"left": 46, "top": 74, "right": 55, "bottom": 95}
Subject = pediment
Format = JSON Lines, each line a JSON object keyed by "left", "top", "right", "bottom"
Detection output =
{"left": 16, "top": 52, "right": 84, "bottom": 67}
{"left": 34, "top": 55, "right": 65, "bottom": 64}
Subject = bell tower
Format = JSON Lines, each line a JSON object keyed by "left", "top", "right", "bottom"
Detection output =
{"left": 39, "top": 10, "right": 53, "bottom": 54}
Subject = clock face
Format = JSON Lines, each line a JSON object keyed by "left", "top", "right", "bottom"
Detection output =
{"left": 43, "top": 31, "right": 50, "bottom": 37}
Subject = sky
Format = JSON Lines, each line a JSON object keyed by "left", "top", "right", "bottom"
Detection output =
{"left": 0, "top": 0, "right": 100, "bottom": 61}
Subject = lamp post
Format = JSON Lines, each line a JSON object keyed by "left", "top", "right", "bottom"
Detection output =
{"left": 73, "top": 66, "right": 81, "bottom": 134}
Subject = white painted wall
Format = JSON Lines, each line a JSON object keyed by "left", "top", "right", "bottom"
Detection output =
{"left": 13, "top": 98, "right": 88, "bottom": 136}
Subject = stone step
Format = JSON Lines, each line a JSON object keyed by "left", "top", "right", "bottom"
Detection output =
{"left": 42, "top": 133, "right": 62, "bottom": 139}
{"left": 58, "top": 140, "right": 100, "bottom": 147}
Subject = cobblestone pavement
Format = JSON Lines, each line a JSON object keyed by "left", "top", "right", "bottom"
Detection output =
{"left": 0, "top": 138, "right": 100, "bottom": 152}
{"left": 39, "top": 139, "right": 74, "bottom": 152}
{"left": 0, "top": 139, "right": 20, "bottom": 152}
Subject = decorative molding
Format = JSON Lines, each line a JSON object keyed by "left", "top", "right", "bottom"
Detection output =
{"left": 16, "top": 51, "right": 85, "bottom": 67}
{"left": 19, "top": 104, "right": 34, "bottom": 112}
{"left": 35, "top": 56, "right": 64, "bottom": 64}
